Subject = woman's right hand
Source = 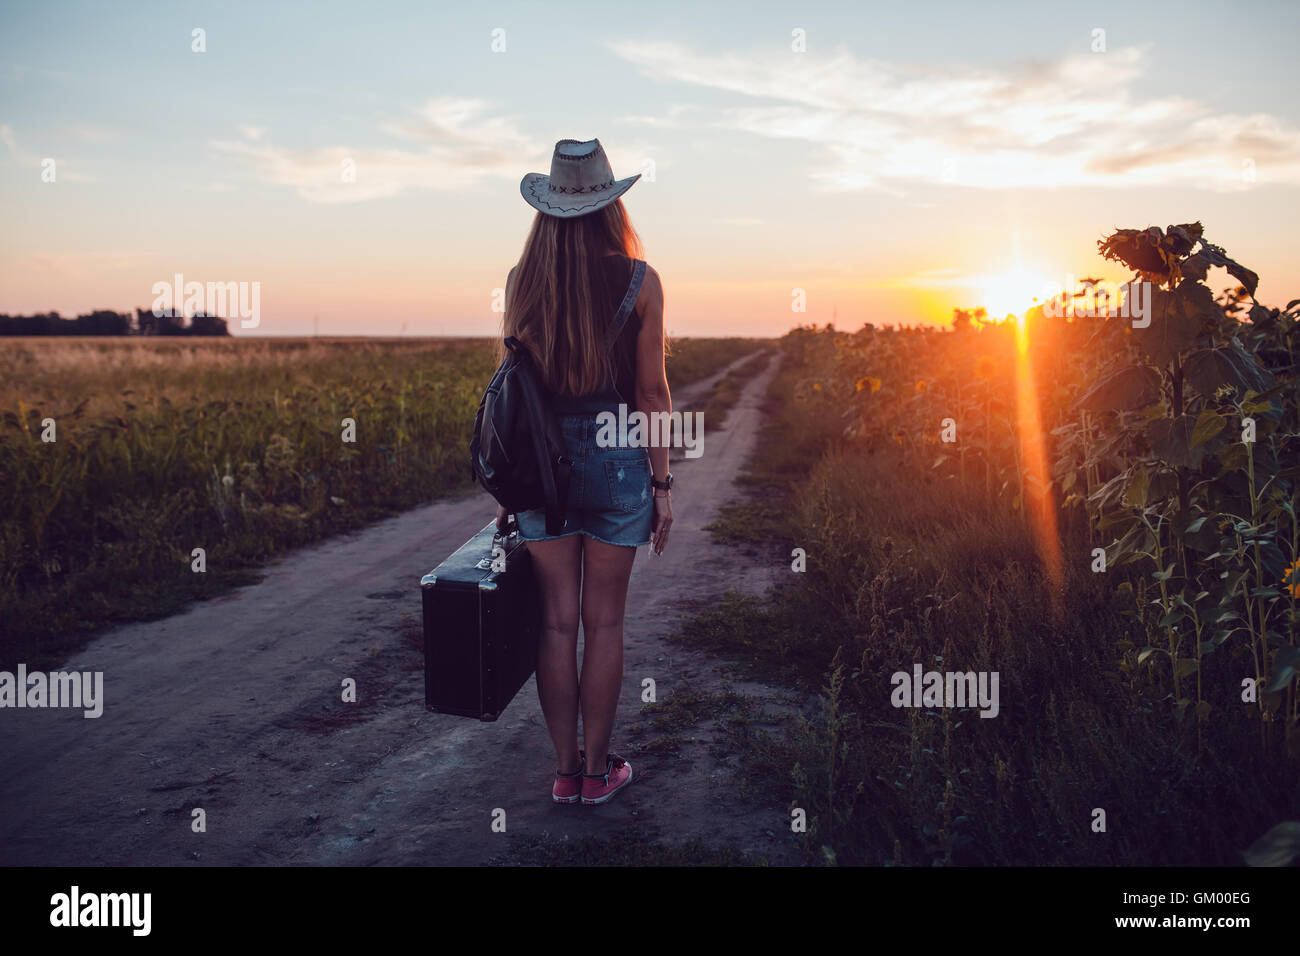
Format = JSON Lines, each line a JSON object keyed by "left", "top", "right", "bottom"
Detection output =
{"left": 651, "top": 493, "right": 673, "bottom": 555}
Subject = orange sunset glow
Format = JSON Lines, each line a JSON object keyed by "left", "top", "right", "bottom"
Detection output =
{"left": 4, "top": 5, "right": 1300, "bottom": 335}
{"left": 5, "top": 0, "right": 1300, "bottom": 886}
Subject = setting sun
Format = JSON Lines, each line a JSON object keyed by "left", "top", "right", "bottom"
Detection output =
{"left": 979, "top": 267, "right": 1054, "bottom": 320}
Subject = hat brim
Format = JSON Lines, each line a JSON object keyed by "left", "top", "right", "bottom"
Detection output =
{"left": 520, "top": 172, "right": 641, "bottom": 218}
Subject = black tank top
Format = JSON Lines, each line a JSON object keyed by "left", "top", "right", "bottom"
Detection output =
{"left": 549, "top": 254, "right": 641, "bottom": 413}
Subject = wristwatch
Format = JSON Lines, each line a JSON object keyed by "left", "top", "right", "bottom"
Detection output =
{"left": 651, "top": 472, "right": 673, "bottom": 492}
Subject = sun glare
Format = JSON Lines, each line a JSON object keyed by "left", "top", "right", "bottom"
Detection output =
{"left": 1010, "top": 291, "right": 1064, "bottom": 614}
{"left": 980, "top": 268, "right": 1051, "bottom": 320}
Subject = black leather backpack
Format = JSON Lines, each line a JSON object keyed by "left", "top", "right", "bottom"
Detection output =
{"left": 468, "top": 336, "right": 572, "bottom": 536}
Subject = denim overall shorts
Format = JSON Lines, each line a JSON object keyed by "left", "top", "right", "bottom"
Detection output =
{"left": 514, "top": 260, "right": 654, "bottom": 549}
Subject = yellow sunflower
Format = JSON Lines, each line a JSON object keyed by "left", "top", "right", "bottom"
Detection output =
{"left": 1285, "top": 558, "right": 1300, "bottom": 598}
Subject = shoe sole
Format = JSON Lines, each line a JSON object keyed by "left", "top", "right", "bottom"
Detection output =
{"left": 581, "top": 765, "right": 634, "bottom": 805}
{"left": 552, "top": 793, "right": 581, "bottom": 804}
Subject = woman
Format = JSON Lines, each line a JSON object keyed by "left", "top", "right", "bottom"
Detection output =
{"left": 498, "top": 138, "right": 673, "bottom": 806}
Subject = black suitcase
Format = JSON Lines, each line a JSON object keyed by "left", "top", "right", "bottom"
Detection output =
{"left": 420, "top": 519, "right": 540, "bottom": 720}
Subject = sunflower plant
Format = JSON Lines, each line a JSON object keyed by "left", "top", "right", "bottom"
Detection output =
{"left": 1057, "top": 222, "right": 1300, "bottom": 738}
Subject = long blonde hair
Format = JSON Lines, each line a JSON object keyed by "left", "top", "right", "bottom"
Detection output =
{"left": 503, "top": 199, "right": 644, "bottom": 396}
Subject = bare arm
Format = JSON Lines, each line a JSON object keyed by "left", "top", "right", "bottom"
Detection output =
{"left": 634, "top": 265, "right": 673, "bottom": 555}
{"left": 634, "top": 265, "right": 670, "bottom": 482}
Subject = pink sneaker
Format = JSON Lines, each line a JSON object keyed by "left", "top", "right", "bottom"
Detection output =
{"left": 552, "top": 750, "right": 584, "bottom": 805}
{"left": 581, "top": 753, "right": 633, "bottom": 805}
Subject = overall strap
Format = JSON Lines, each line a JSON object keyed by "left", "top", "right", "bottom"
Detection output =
{"left": 603, "top": 258, "right": 647, "bottom": 353}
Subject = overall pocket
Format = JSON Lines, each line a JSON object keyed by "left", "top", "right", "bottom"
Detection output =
{"left": 603, "top": 456, "right": 651, "bottom": 514}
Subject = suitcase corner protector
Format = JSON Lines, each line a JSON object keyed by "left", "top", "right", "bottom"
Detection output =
{"left": 420, "top": 572, "right": 437, "bottom": 589}
{"left": 478, "top": 579, "right": 498, "bottom": 592}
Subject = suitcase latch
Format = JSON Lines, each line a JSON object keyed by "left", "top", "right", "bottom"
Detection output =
{"left": 475, "top": 541, "right": 510, "bottom": 571}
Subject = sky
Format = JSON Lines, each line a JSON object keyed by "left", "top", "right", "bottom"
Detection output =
{"left": 1, "top": 0, "right": 1298, "bottom": 337}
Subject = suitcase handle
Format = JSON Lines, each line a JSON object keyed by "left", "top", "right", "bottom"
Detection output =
{"left": 475, "top": 514, "right": 519, "bottom": 571}
{"left": 494, "top": 512, "right": 518, "bottom": 540}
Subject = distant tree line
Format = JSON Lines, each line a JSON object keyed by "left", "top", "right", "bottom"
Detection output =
{"left": 0, "top": 309, "right": 230, "bottom": 336}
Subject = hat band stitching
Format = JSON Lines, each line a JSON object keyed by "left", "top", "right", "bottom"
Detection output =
{"left": 527, "top": 176, "right": 629, "bottom": 213}
{"left": 549, "top": 179, "right": 616, "bottom": 194}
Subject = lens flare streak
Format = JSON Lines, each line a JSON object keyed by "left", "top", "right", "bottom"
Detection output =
{"left": 1013, "top": 314, "right": 1064, "bottom": 614}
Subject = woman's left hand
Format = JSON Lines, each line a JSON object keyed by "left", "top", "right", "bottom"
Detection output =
{"left": 650, "top": 493, "right": 673, "bottom": 555}
{"left": 494, "top": 503, "right": 508, "bottom": 533}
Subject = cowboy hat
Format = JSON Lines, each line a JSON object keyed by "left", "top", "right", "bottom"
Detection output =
{"left": 520, "top": 138, "right": 640, "bottom": 218}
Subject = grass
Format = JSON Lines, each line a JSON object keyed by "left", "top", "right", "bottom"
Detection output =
{"left": 0, "top": 335, "right": 749, "bottom": 669}
{"left": 696, "top": 347, "right": 776, "bottom": 425}
{"left": 663, "top": 337, "right": 769, "bottom": 393}
{"left": 666, "top": 329, "right": 1300, "bottom": 866}
{"left": 641, "top": 685, "right": 753, "bottom": 733}
{"left": 621, "top": 684, "right": 757, "bottom": 769}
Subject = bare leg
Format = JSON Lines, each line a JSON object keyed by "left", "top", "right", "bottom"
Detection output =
{"left": 579, "top": 536, "right": 637, "bottom": 774}
{"left": 527, "top": 535, "right": 583, "bottom": 773}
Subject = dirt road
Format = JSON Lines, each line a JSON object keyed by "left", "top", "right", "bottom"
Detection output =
{"left": 0, "top": 352, "right": 803, "bottom": 866}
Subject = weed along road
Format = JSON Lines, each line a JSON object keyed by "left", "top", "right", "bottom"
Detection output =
{"left": 0, "top": 351, "right": 803, "bottom": 866}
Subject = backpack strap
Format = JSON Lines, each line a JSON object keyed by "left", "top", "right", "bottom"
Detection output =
{"left": 603, "top": 258, "right": 647, "bottom": 353}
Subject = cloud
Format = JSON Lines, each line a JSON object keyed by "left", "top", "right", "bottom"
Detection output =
{"left": 212, "top": 98, "right": 534, "bottom": 204}
{"left": 609, "top": 41, "right": 1300, "bottom": 192}
{"left": 619, "top": 104, "right": 704, "bottom": 129}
